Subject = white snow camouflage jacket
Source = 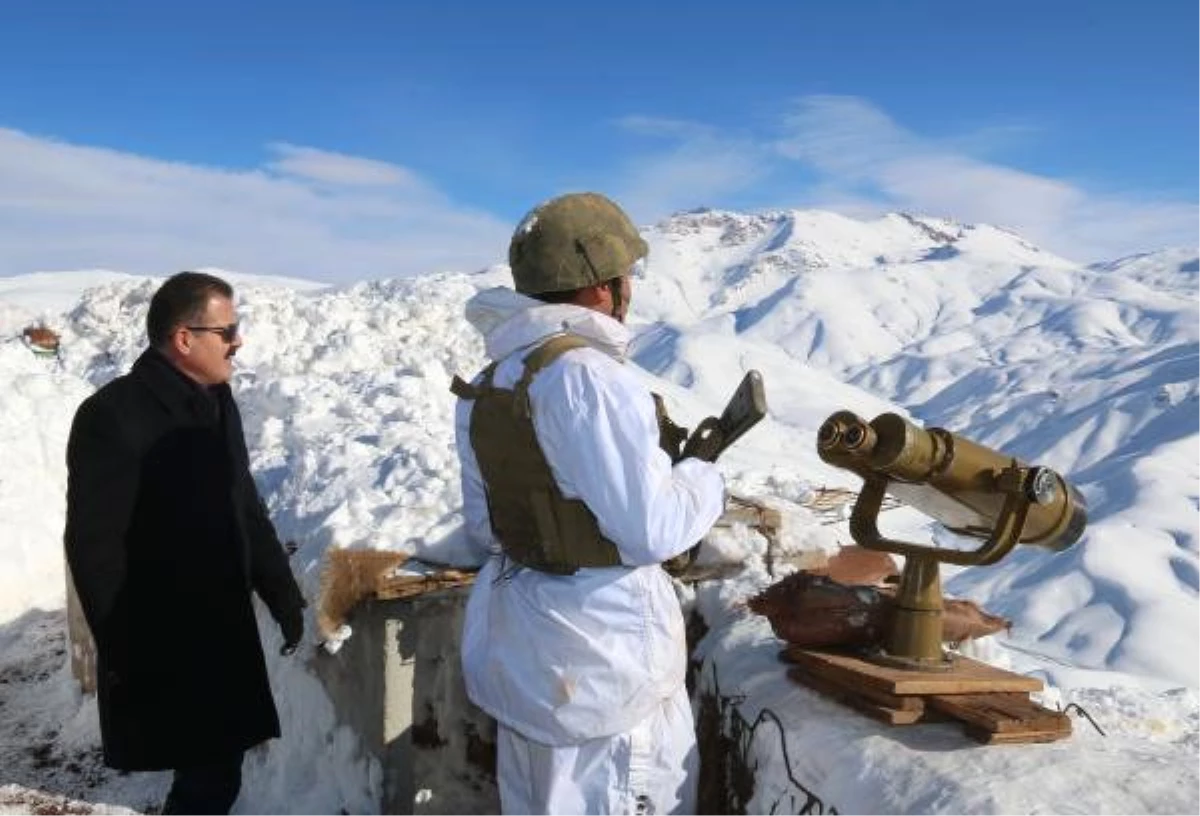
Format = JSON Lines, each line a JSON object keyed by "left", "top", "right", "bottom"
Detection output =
{"left": 456, "top": 287, "right": 725, "bottom": 745}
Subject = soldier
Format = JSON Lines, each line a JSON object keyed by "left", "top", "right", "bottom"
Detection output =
{"left": 453, "top": 192, "right": 726, "bottom": 814}
{"left": 65, "top": 272, "right": 305, "bottom": 814}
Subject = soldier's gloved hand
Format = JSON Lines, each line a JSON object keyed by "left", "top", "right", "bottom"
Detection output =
{"left": 279, "top": 602, "right": 306, "bottom": 656}
{"left": 652, "top": 393, "right": 689, "bottom": 463}
{"left": 662, "top": 542, "right": 701, "bottom": 577}
{"left": 681, "top": 417, "right": 725, "bottom": 462}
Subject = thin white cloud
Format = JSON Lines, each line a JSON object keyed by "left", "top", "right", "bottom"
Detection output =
{"left": 615, "top": 116, "right": 719, "bottom": 141}
{"left": 610, "top": 119, "right": 769, "bottom": 222}
{"left": 0, "top": 128, "right": 510, "bottom": 282}
{"left": 776, "top": 95, "right": 915, "bottom": 177}
{"left": 772, "top": 95, "right": 1198, "bottom": 262}
{"left": 267, "top": 142, "right": 427, "bottom": 189}
{"left": 2, "top": 97, "right": 1192, "bottom": 283}
{"left": 617, "top": 143, "right": 767, "bottom": 223}
{"left": 608, "top": 95, "right": 1193, "bottom": 261}
{"left": 941, "top": 121, "right": 1045, "bottom": 158}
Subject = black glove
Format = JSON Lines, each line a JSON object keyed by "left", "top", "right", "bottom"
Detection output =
{"left": 279, "top": 603, "right": 305, "bottom": 656}
{"left": 662, "top": 542, "right": 701, "bottom": 577}
{"left": 652, "top": 393, "right": 690, "bottom": 462}
{"left": 681, "top": 417, "right": 726, "bottom": 463}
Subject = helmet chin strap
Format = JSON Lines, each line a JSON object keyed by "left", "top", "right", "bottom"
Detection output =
{"left": 607, "top": 277, "right": 624, "bottom": 322}
{"left": 574, "top": 239, "right": 625, "bottom": 322}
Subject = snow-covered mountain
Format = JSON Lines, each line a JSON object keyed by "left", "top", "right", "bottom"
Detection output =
{"left": 636, "top": 209, "right": 1199, "bottom": 685}
{"left": 0, "top": 208, "right": 1195, "bottom": 813}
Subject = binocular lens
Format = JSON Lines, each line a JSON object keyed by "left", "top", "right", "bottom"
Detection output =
{"left": 1026, "top": 467, "right": 1059, "bottom": 505}
{"left": 817, "top": 421, "right": 839, "bottom": 446}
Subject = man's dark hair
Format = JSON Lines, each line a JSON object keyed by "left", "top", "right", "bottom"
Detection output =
{"left": 147, "top": 272, "right": 234, "bottom": 349}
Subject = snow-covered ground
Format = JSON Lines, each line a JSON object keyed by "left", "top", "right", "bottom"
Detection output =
{"left": 0, "top": 208, "right": 1196, "bottom": 813}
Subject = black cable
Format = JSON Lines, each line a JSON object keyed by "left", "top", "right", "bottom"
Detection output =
{"left": 1061, "top": 702, "right": 1107, "bottom": 737}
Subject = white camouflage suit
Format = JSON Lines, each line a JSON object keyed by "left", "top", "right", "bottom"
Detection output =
{"left": 456, "top": 287, "right": 725, "bottom": 814}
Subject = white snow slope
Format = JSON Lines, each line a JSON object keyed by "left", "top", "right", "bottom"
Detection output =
{"left": 0, "top": 208, "right": 1196, "bottom": 813}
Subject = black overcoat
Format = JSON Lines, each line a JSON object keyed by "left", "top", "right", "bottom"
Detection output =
{"left": 64, "top": 348, "right": 304, "bottom": 771}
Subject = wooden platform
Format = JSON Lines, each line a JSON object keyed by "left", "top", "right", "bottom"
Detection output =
{"left": 781, "top": 646, "right": 1071, "bottom": 745}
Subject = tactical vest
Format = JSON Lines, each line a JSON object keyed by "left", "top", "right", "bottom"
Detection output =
{"left": 451, "top": 334, "right": 699, "bottom": 576}
{"left": 451, "top": 335, "right": 625, "bottom": 575}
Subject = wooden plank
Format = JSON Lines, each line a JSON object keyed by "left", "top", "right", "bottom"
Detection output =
{"left": 790, "top": 665, "right": 924, "bottom": 716}
{"left": 714, "top": 505, "right": 772, "bottom": 527}
{"left": 788, "top": 668, "right": 926, "bottom": 725}
{"left": 724, "top": 494, "right": 783, "bottom": 526}
{"left": 780, "top": 651, "right": 923, "bottom": 710}
{"left": 375, "top": 571, "right": 475, "bottom": 600}
{"left": 928, "top": 693, "right": 1071, "bottom": 735}
{"left": 672, "top": 563, "right": 746, "bottom": 584}
{"left": 782, "top": 647, "right": 1043, "bottom": 696}
{"left": 964, "top": 725, "right": 1072, "bottom": 745}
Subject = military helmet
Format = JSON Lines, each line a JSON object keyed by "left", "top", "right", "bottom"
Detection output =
{"left": 509, "top": 192, "right": 648, "bottom": 295}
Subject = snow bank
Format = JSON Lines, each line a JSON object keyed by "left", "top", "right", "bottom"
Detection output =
{"left": 0, "top": 212, "right": 1195, "bottom": 812}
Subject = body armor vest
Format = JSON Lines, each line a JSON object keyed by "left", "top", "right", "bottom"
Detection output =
{"left": 451, "top": 333, "right": 698, "bottom": 576}
{"left": 451, "top": 335, "right": 624, "bottom": 575}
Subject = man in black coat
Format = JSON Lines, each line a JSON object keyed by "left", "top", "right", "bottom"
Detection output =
{"left": 64, "top": 271, "right": 306, "bottom": 814}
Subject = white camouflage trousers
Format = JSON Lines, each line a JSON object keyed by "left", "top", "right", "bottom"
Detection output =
{"left": 496, "top": 685, "right": 698, "bottom": 815}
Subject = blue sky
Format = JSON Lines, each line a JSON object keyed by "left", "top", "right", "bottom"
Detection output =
{"left": 0, "top": 0, "right": 1196, "bottom": 281}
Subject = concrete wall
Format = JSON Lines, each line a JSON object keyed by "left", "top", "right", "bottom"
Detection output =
{"left": 315, "top": 586, "right": 498, "bottom": 814}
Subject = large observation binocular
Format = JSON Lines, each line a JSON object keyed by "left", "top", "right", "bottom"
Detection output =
{"left": 817, "top": 410, "right": 1088, "bottom": 670}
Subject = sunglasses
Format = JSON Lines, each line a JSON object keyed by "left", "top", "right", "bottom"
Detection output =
{"left": 186, "top": 323, "right": 240, "bottom": 343}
